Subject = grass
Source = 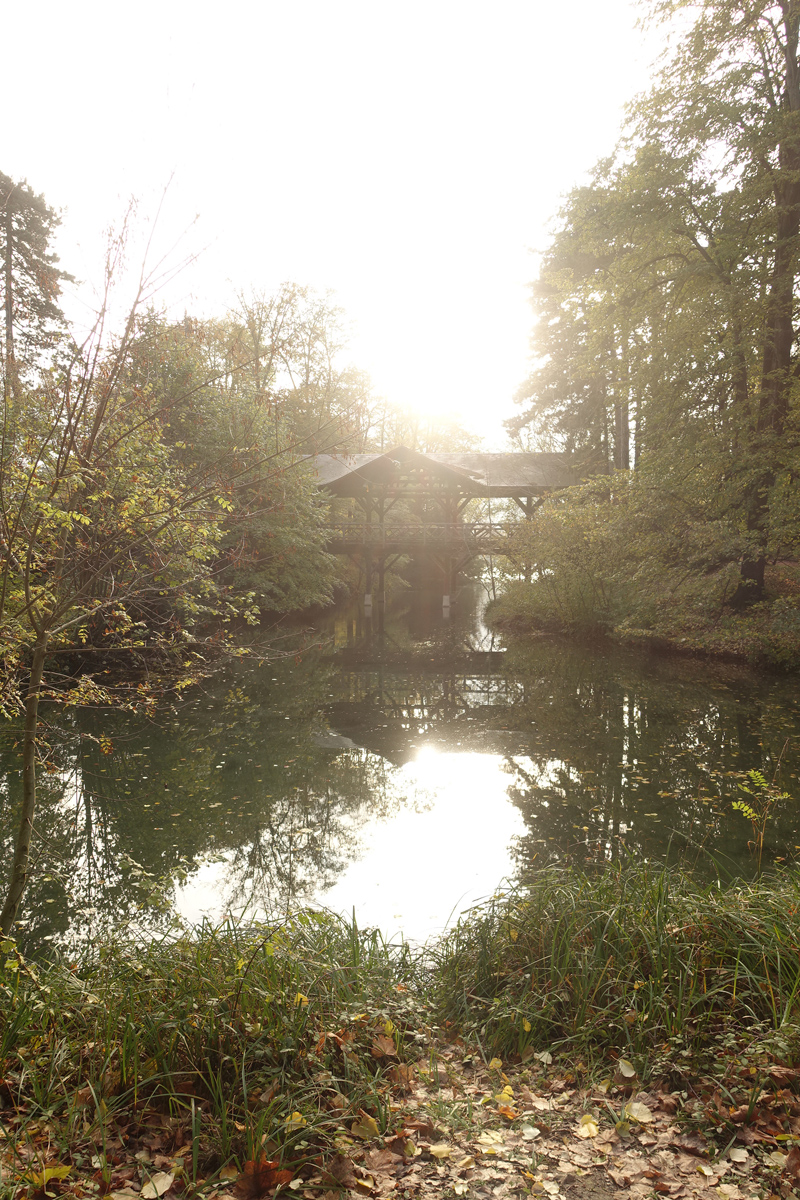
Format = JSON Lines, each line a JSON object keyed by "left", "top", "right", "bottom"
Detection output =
{"left": 429, "top": 862, "right": 800, "bottom": 1082}
{"left": 3, "top": 864, "right": 800, "bottom": 1194}
{"left": 0, "top": 911, "right": 424, "bottom": 1196}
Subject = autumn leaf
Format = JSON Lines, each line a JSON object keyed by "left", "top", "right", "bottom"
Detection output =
{"left": 370, "top": 1033, "right": 397, "bottom": 1058}
{"left": 617, "top": 1058, "right": 636, "bottom": 1078}
{"left": 429, "top": 1143, "right": 451, "bottom": 1160}
{"left": 234, "top": 1157, "right": 293, "bottom": 1198}
{"left": 576, "top": 1114, "right": 599, "bottom": 1138}
{"left": 497, "top": 1103, "right": 519, "bottom": 1120}
{"left": 30, "top": 1164, "right": 72, "bottom": 1187}
{"left": 141, "top": 1172, "right": 175, "bottom": 1199}
{"left": 625, "top": 1100, "right": 653, "bottom": 1124}
{"left": 351, "top": 1113, "right": 380, "bottom": 1140}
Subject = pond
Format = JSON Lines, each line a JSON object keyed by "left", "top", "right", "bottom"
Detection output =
{"left": 2, "top": 585, "right": 800, "bottom": 952}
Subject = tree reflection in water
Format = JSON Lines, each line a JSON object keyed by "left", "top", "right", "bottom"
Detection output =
{"left": 2, "top": 589, "right": 799, "bottom": 950}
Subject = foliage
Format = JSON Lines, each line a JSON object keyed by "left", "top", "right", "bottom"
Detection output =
{"left": 505, "top": 0, "right": 800, "bottom": 647}
{"left": 0, "top": 171, "right": 73, "bottom": 384}
{"left": 430, "top": 862, "right": 800, "bottom": 1075}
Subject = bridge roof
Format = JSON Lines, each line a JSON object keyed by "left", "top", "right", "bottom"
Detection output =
{"left": 306, "top": 446, "right": 581, "bottom": 497}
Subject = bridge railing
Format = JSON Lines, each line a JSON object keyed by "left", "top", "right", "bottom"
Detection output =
{"left": 325, "top": 521, "right": 513, "bottom": 549}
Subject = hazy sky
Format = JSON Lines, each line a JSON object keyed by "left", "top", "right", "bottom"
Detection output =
{"left": 5, "top": 1, "right": 655, "bottom": 445}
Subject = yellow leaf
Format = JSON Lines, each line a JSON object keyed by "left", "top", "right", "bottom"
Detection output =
{"left": 383, "top": 1018, "right": 395, "bottom": 1035}
{"left": 576, "top": 1115, "right": 599, "bottom": 1138}
{"left": 456, "top": 1156, "right": 475, "bottom": 1169}
{"left": 32, "top": 1165, "right": 72, "bottom": 1186}
{"left": 351, "top": 1114, "right": 380, "bottom": 1140}
{"left": 355, "top": 1175, "right": 375, "bottom": 1190}
{"left": 618, "top": 1058, "right": 637, "bottom": 1078}
{"left": 626, "top": 1101, "right": 653, "bottom": 1124}
{"left": 429, "top": 1143, "right": 451, "bottom": 1159}
{"left": 523, "top": 1018, "right": 532, "bottom": 1033}
{"left": 286, "top": 1111, "right": 307, "bottom": 1130}
{"left": 294, "top": 992, "right": 309, "bottom": 1007}
{"left": 488, "top": 1057, "right": 503, "bottom": 1070}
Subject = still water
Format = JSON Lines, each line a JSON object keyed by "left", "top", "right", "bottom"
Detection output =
{"left": 2, "top": 586, "right": 800, "bottom": 950}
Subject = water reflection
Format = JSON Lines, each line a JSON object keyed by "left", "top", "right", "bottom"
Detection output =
{"left": 1, "top": 585, "right": 799, "bottom": 949}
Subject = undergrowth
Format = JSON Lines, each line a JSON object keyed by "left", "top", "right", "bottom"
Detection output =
{"left": 3, "top": 865, "right": 800, "bottom": 1192}
{"left": 429, "top": 863, "right": 800, "bottom": 1085}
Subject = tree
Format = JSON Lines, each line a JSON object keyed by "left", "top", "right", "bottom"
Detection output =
{"left": 510, "top": 0, "right": 800, "bottom": 607}
{"left": 1, "top": 171, "right": 73, "bottom": 396}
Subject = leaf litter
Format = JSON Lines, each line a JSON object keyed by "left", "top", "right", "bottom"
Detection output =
{"left": 4, "top": 1026, "right": 800, "bottom": 1200}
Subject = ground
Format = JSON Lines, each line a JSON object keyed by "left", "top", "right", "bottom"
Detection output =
{"left": 7, "top": 1030, "right": 799, "bottom": 1200}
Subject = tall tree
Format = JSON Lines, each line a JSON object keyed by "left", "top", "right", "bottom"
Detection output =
{"left": 511, "top": 0, "right": 800, "bottom": 600}
{"left": 1, "top": 171, "right": 72, "bottom": 396}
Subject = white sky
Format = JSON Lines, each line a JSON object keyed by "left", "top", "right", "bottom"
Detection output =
{"left": 4, "top": 0, "right": 656, "bottom": 446}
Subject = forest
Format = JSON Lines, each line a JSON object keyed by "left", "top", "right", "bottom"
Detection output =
{"left": 496, "top": 0, "right": 800, "bottom": 669}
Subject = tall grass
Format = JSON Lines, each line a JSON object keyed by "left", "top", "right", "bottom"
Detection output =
{"left": 0, "top": 910, "right": 420, "bottom": 1186}
{"left": 428, "top": 863, "right": 800, "bottom": 1078}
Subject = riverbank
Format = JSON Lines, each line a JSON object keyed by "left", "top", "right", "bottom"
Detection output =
{"left": 487, "top": 562, "right": 800, "bottom": 672}
{"left": 3, "top": 864, "right": 800, "bottom": 1199}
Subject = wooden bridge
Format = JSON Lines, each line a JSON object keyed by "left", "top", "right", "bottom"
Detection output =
{"left": 325, "top": 520, "right": 513, "bottom": 555}
{"left": 305, "top": 444, "right": 583, "bottom": 607}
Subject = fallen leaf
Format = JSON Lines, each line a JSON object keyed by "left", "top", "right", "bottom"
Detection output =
{"left": 576, "top": 1115, "right": 599, "bottom": 1138}
{"left": 429, "top": 1143, "right": 451, "bottom": 1160}
{"left": 351, "top": 1114, "right": 380, "bottom": 1140}
{"left": 476, "top": 1131, "right": 504, "bottom": 1147}
{"left": 784, "top": 1145, "right": 800, "bottom": 1179}
{"left": 497, "top": 1104, "right": 518, "bottom": 1120}
{"left": 521, "top": 1125, "right": 541, "bottom": 1140}
{"left": 729, "top": 1148, "right": 748, "bottom": 1164}
{"left": 626, "top": 1101, "right": 654, "bottom": 1124}
{"left": 141, "top": 1172, "right": 175, "bottom": 1199}
{"left": 456, "top": 1155, "right": 475, "bottom": 1169}
{"left": 618, "top": 1059, "right": 637, "bottom": 1079}
{"left": 534, "top": 1050, "right": 553, "bottom": 1065}
{"left": 31, "top": 1164, "right": 72, "bottom": 1186}
{"left": 489, "top": 1058, "right": 503, "bottom": 1070}
{"left": 371, "top": 1034, "right": 397, "bottom": 1058}
{"left": 234, "top": 1158, "right": 293, "bottom": 1198}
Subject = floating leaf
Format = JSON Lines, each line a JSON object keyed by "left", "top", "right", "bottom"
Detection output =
{"left": 618, "top": 1058, "right": 636, "bottom": 1078}
{"left": 141, "top": 1172, "right": 175, "bottom": 1199}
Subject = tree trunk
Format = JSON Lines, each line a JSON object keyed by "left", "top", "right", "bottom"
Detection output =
{"left": 0, "top": 634, "right": 47, "bottom": 936}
